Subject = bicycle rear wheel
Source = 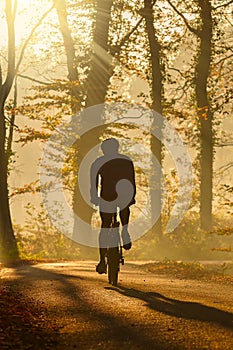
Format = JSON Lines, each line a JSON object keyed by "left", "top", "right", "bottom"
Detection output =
{"left": 107, "top": 248, "right": 120, "bottom": 286}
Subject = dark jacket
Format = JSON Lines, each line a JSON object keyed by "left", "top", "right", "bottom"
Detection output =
{"left": 90, "top": 154, "right": 136, "bottom": 205}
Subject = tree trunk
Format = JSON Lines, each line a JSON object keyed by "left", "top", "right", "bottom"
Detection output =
{"left": 0, "top": 106, "right": 19, "bottom": 262}
{"left": 85, "top": 0, "right": 114, "bottom": 107}
{"left": 0, "top": 0, "right": 19, "bottom": 263}
{"left": 6, "top": 78, "right": 17, "bottom": 158}
{"left": 53, "top": 0, "right": 81, "bottom": 113}
{"left": 143, "top": 0, "right": 163, "bottom": 237}
{"left": 54, "top": 0, "right": 115, "bottom": 252}
{"left": 73, "top": 0, "right": 114, "bottom": 234}
{"left": 195, "top": 0, "right": 213, "bottom": 230}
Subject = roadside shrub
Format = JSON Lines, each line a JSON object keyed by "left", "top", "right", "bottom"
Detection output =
{"left": 14, "top": 203, "right": 80, "bottom": 260}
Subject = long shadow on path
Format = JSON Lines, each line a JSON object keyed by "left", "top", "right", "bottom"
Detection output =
{"left": 3, "top": 264, "right": 178, "bottom": 350}
{"left": 108, "top": 285, "right": 233, "bottom": 330}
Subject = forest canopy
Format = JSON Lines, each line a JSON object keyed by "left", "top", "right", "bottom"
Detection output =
{"left": 0, "top": 0, "right": 232, "bottom": 262}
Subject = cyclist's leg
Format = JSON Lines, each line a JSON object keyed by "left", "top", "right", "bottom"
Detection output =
{"left": 96, "top": 211, "right": 112, "bottom": 274}
{"left": 99, "top": 211, "right": 112, "bottom": 257}
{"left": 119, "top": 206, "right": 130, "bottom": 225}
{"left": 119, "top": 206, "right": 132, "bottom": 250}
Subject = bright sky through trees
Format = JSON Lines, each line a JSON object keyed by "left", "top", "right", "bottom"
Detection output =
{"left": 0, "top": 0, "right": 52, "bottom": 47}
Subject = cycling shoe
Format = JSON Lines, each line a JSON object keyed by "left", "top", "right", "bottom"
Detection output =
{"left": 96, "top": 261, "right": 107, "bottom": 274}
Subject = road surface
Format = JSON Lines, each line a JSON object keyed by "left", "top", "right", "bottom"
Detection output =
{"left": 1, "top": 261, "right": 233, "bottom": 349}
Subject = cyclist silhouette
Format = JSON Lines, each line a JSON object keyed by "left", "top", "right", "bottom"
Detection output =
{"left": 90, "top": 138, "right": 136, "bottom": 274}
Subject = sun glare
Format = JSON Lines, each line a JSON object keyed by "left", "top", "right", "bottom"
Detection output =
{"left": 0, "top": 0, "right": 54, "bottom": 47}
{"left": 0, "top": 0, "right": 92, "bottom": 58}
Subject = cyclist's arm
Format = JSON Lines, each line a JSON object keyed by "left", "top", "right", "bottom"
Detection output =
{"left": 90, "top": 161, "right": 99, "bottom": 205}
{"left": 129, "top": 160, "right": 136, "bottom": 204}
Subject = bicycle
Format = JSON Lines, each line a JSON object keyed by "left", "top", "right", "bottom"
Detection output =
{"left": 106, "top": 212, "right": 124, "bottom": 286}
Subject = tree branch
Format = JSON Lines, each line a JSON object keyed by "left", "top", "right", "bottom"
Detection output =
{"left": 166, "top": 0, "right": 200, "bottom": 36}
{"left": 15, "top": 4, "right": 54, "bottom": 73}
{"left": 0, "top": 64, "right": 2, "bottom": 87}
{"left": 0, "top": 53, "right": 8, "bottom": 63}
{"left": 1, "top": 0, "right": 17, "bottom": 103}
{"left": 17, "top": 73, "right": 51, "bottom": 85}
{"left": 216, "top": 142, "right": 233, "bottom": 147}
{"left": 110, "top": 17, "right": 144, "bottom": 55}
{"left": 12, "top": 0, "right": 17, "bottom": 18}
{"left": 5, "top": 115, "right": 19, "bottom": 129}
{"left": 214, "top": 53, "right": 233, "bottom": 66}
{"left": 109, "top": 0, "right": 157, "bottom": 56}
{"left": 214, "top": 0, "right": 233, "bottom": 10}
{"left": 167, "top": 66, "right": 186, "bottom": 77}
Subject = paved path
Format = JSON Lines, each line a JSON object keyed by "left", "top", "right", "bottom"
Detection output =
{"left": 1, "top": 261, "right": 233, "bottom": 349}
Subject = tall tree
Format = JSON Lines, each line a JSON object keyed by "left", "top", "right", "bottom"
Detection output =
{"left": 72, "top": 1, "right": 144, "bottom": 228}
{"left": 0, "top": 0, "right": 18, "bottom": 262}
{"left": 167, "top": 0, "right": 213, "bottom": 230}
{"left": 0, "top": 1, "right": 53, "bottom": 262}
{"left": 195, "top": 0, "right": 213, "bottom": 230}
{"left": 142, "top": 0, "right": 163, "bottom": 236}
{"left": 72, "top": 0, "right": 115, "bottom": 229}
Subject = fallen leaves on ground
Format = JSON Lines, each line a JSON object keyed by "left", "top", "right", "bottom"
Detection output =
{"left": 0, "top": 284, "right": 59, "bottom": 350}
{"left": 140, "top": 261, "right": 233, "bottom": 284}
